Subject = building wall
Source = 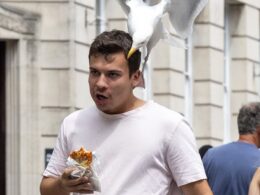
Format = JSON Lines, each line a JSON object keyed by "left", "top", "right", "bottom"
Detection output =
{"left": 0, "top": 0, "right": 259, "bottom": 195}
{"left": 193, "top": 0, "right": 226, "bottom": 146}
{"left": 0, "top": 1, "right": 95, "bottom": 195}
{"left": 229, "top": 3, "right": 260, "bottom": 139}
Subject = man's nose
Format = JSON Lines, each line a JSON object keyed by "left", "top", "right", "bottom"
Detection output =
{"left": 96, "top": 74, "right": 108, "bottom": 88}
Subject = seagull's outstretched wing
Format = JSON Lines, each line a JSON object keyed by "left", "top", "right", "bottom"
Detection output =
{"left": 116, "top": 0, "right": 208, "bottom": 88}
{"left": 166, "top": 0, "right": 208, "bottom": 39}
{"left": 145, "top": 20, "right": 185, "bottom": 63}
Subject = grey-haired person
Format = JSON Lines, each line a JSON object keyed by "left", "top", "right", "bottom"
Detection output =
{"left": 203, "top": 102, "right": 260, "bottom": 195}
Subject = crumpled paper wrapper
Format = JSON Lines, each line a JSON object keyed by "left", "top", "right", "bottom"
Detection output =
{"left": 66, "top": 152, "right": 101, "bottom": 192}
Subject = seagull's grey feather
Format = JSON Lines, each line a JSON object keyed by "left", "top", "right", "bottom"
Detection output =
{"left": 117, "top": 0, "right": 130, "bottom": 14}
{"left": 166, "top": 0, "right": 208, "bottom": 38}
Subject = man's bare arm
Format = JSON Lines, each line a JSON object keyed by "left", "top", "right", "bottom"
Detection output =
{"left": 40, "top": 176, "right": 69, "bottom": 195}
{"left": 180, "top": 179, "right": 213, "bottom": 195}
{"left": 249, "top": 167, "right": 260, "bottom": 195}
{"left": 40, "top": 168, "right": 93, "bottom": 195}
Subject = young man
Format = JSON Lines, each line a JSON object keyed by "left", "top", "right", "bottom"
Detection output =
{"left": 40, "top": 30, "right": 212, "bottom": 195}
{"left": 203, "top": 102, "right": 260, "bottom": 195}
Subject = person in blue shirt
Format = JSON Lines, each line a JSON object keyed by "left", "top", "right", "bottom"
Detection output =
{"left": 203, "top": 102, "right": 260, "bottom": 195}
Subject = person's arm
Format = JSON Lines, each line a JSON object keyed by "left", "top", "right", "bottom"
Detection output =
{"left": 40, "top": 176, "right": 69, "bottom": 195}
{"left": 248, "top": 167, "right": 260, "bottom": 195}
{"left": 40, "top": 168, "right": 93, "bottom": 195}
{"left": 180, "top": 179, "right": 213, "bottom": 195}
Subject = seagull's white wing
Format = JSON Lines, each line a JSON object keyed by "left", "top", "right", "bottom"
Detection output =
{"left": 166, "top": 0, "right": 208, "bottom": 38}
{"left": 117, "top": 0, "right": 130, "bottom": 14}
{"left": 144, "top": 20, "right": 185, "bottom": 65}
{"left": 147, "top": 20, "right": 186, "bottom": 55}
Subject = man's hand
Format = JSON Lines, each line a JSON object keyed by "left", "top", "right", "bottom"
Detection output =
{"left": 40, "top": 167, "right": 93, "bottom": 195}
{"left": 59, "top": 167, "right": 94, "bottom": 194}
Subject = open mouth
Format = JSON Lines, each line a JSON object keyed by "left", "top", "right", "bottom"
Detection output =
{"left": 96, "top": 94, "right": 108, "bottom": 101}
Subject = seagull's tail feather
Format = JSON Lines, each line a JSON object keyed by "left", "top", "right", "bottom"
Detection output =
{"left": 165, "top": 0, "right": 208, "bottom": 39}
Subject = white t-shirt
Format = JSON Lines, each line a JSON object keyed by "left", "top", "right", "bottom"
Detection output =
{"left": 43, "top": 101, "right": 206, "bottom": 195}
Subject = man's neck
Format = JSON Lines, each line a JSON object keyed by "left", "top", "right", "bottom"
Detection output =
{"left": 238, "top": 134, "right": 257, "bottom": 145}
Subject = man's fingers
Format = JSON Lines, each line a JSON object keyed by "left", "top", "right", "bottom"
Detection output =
{"left": 66, "top": 179, "right": 94, "bottom": 193}
{"left": 66, "top": 176, "right": 89, "bottom": 187}
{"left": 60, "top": 169, "right": 94, "bottom": 193}
{"left": 62, "top": 167, "right": 76, "bottom": 179}
{"left": 77, "top": 190, "right": 94, "bottom": 194}
{"left": 74, "top": 182, "right": 94, "bottom": 193}
{"left": 76, "top": 189, "right": 94, "bottom": 194}
{"left": 66, "top": 177, "right": 83, "bottom": 187}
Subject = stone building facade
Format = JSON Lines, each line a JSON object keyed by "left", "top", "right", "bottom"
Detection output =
{"left": 0, "top": 0, "right": 259, "bottom": 195}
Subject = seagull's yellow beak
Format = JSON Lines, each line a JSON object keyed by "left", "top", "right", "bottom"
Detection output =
{"left": 127, "top": 47, "right": 137, "bottom": 59}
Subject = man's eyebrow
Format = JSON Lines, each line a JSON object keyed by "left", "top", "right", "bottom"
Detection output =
{"left": 89, "top": 67, "right": 123, "bottom": 73}
{"left": 108, "top": 70, "right": 122, "bottom": 73}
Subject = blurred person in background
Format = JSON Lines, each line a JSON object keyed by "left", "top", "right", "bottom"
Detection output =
{"left": 199, "top": 145, "right": 213, "bottom": 159}
{"left": 203, "top": 102, "right": 260, "bottom": 195}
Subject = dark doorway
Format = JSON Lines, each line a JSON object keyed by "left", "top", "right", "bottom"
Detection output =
{"left": 0, "top": 41, "right": 6, "bottom": 195}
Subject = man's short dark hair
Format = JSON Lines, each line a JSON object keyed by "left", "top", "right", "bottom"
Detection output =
{"left": 89, "top": 30, "right": 141, "bottom": 76}
{"left": 237, "top": 102, "right": 260, "bottom": 134}
{"left": 199, "top": 145, "right": 213, "bottom": 159}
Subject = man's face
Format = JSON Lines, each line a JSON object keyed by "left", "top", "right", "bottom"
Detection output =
{"left": 88, "top": 52, "right": 140, "bottom": 114}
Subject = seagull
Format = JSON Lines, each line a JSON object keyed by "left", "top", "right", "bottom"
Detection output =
{"left": 117, "top": 0, "right": 208, "bottom": 87}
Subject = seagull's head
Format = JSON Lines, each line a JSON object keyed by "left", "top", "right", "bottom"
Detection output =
{"left": 127, "top": 29, "right": 153, "bottom": 59}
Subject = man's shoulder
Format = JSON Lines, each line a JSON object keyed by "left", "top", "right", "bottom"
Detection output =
{"left": 206, "top": 142, "right": 260, "bottom": 159}
{"left": 203, "top": 143, "right": 232, "bottom": 160}
{"left": 207, "top": 142, "right": 234, "bottom": 153}
{"left": 63, "top": 105, "right": 96, "bottom": 122}
{"left": 145, "top": 101, "right": 190, "bottom": 132}
{"left": 149, "top": 101, "right": 184, "bottom": 119}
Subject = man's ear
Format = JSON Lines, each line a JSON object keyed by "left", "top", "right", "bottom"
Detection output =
{"left": 131, "top": 70, "right": 141, "bottom": 88}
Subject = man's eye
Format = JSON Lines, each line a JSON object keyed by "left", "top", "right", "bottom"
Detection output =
{"left": 108, "top": 72, "right": 120, "bottom": 78}
{"left": 90, "top": 70, "right": 99, "bottom": 76}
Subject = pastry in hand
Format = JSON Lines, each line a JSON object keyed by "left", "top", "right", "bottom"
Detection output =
{"left": 69, "top": 147, "right": 92, "bottom": 168}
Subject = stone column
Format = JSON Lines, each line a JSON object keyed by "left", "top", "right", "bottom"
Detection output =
{"left": 193, "top": 0, "right": 225, "bottom": 146}
{"left": 229, "top": 4, "right": 260, "bottom": 139}
{"left": 152, "top": 41, "right": 186, "bottom": 114}
{"left": 6, "top": 41, "right": 20, "bottom": 195}
{"left": 0, "top": 3, "right": 40, "bottom": 195}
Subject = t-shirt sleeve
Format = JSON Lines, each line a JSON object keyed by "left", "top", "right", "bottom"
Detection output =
{"left": 42, "top": 121, "right": 69, "bottom": 177}
{"left": 166, "top": 119, "right": 207, "bottom": 187}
